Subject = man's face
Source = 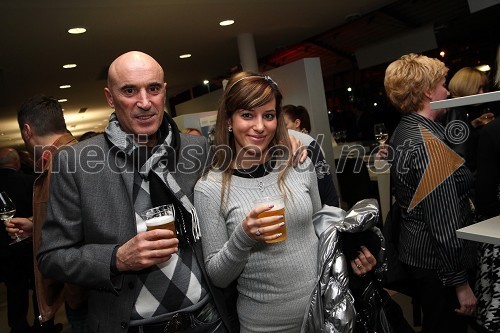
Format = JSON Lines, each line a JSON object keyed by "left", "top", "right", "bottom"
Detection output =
{"left": 104, "top": 54, "right": 166, "bottom": 142}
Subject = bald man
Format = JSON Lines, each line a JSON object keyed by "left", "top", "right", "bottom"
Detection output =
{"left": 38, "top": 51, "right": 238, "bottom": 333}
{"left": 0, "top": 148, "right": 37, "bottom": 333}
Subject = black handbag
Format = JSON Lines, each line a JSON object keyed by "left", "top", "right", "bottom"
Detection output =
{"left": 353, "top": 280, "right": 415, "bottom": 333}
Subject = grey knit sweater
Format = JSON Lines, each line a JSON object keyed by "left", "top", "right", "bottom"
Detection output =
{"left": 194, "top": 159, "right": 322, "bottom": 332}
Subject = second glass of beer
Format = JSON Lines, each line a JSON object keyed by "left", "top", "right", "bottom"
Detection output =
{"left": 254, "top": 196, "right": 286, "bottom": 243}
{"left": 141, "top": 204, "right": 176, "bottom": 236}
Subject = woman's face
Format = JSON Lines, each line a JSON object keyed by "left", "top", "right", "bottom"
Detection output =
{"left": 229, "top": 97, "right": 277, "bottom": 161}
{"left": 429, "top": 78, "right": 450, "bottom": 117}
{"left": 430, "top": 78, "right": 450, "bottom": 102}
{"left": 284, "top": 114, "right": 299, "bottom": 131}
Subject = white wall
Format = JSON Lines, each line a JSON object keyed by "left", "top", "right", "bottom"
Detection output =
{"left": 266, "top": 58, "right": 338, "bottom": 191}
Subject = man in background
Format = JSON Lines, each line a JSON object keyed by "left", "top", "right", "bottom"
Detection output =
{"left": 5, "top": 95, "right": 88, "bottom": 333}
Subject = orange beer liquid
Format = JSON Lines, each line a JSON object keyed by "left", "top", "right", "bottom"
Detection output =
{"left": 258, "top": 207, "right": 286, "bottom": 243}
{"left": 146, "top": 215, "right": 176, "bottom": 235}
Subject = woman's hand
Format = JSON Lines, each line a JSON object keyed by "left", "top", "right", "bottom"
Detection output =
{"left": 350, "top": 246, "right": 377, "bottom": 277}
{"left": 242, "top": 203, "right": 285, "bottom": 242}
{"left": 471, "top": 112, "right": 494, "bottom": 128}
{"left": 455, "top": 281, "right": 477, "bottom": 316}
{"left": 376, "top": 144, "right": 389, "bottom": 159}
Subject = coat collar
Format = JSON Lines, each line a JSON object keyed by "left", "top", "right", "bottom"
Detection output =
{"left": 35, "top": 132, "right": 78, "bottom": 173}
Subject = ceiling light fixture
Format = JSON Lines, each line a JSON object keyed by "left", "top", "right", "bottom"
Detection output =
{"left": 60, "top": 84, "right": 71, "bottom": 89}
{"left": 347, "top": 87, "right": 352, "bottom": 92}
{"left": 203, "top": 80, "right": 209, "bottom": 85}
{"left": 68, "top": 27, "right": 86, "bottom": 34}
{"left": 476, "top": 64, "right": 491, "bottom": 72}
{"left": 179, "top": 54, "right": 192, "bottom": 59}
{"left": 58, "top": 99, "right": 68, "bottom": 103}
{"left": 439, "top": 51, "right": 446, "bottom": 57}
{"left": 219, "top": 19, "right": 234, "bottom": 26}
{"left": 63, "top": 64, "right": 77, "bottom": 69}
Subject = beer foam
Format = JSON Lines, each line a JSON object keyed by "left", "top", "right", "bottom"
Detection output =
{"left": 145, "top": 215, "right": 174, "bottom": 227}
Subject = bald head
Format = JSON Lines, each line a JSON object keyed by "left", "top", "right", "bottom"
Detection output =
{"left": 107, "top": 51, "right": 164, "bottom": 88}
{"left": 0, "top": 148, "right": 21, "bottom": 170}
{"left": 104, "top": 51, "right": 167, "bottom": 142}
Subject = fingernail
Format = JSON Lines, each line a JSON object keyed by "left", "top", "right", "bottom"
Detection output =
{"left": 280, "top": 222, "right": 285, "bottom": 226}
{"left": 269, "top": 204, "right": 274, "bottom": 209}
{"left": 276, "top": 233, "right": 282, "bottom": 238}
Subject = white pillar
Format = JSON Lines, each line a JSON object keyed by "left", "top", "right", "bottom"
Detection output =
{"left": 237, "top": 33, "right": 259, "bottom": 72}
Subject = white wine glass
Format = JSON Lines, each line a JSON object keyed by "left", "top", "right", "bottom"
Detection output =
{"left": 0, "top": 191, "right": 25, "bottom": 245}
{"left": 374, "top": 123, "right": 389, "bottom": 145}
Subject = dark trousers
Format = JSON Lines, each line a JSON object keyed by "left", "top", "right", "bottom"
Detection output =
{"left": 65, "top": 300, "right": 90, "bottom": 333}
{"left": 1, "top": 242, "right": 39, "bottom": 333}
{"left": 407, "top": 265, "right": 469, "bottom": 333}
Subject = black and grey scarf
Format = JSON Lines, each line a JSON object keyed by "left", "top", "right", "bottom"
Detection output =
{"left": 105, "top": 112, "right": 201, "bottom": 241}
{"left": 105, "top": 112, "right": 207, "bottom": 322}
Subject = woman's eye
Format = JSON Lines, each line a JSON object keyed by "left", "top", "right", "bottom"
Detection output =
{"left": 241, "top": 113, "right": 252, "bottom": 119}
{"left": 264, "top": 113, "right": 276, "bottom": 120}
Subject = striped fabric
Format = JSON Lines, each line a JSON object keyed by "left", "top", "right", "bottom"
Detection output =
{"left": 389, "top": 112, "right": 476, "bottom": 287}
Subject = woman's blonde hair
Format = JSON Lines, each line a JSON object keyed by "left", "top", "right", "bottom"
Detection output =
{"left": 384, "top": 53, "right": 449, "bottom": 114}
{"left": 212, "top": 71, "right": 291, "bottom": 208}
{"left": 448, "top": 67, "right": 488, "bottom": 97}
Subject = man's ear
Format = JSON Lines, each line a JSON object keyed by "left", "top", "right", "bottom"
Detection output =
{"left": 22, "top": 124, "right": 32, "bottom": 140}
{"left": 104, "top": 87, "right": 115, "bottom": 108}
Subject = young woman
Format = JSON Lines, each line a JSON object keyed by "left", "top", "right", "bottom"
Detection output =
{"left": 194, "top": 72, "right": 375, "bottom": 332}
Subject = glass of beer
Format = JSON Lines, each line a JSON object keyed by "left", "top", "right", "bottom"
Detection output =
{"left": 254, "top": 196, "right": 286, "bottom": 243}
{"left": 141, "top": 204, "right": 176, "bottom": 236}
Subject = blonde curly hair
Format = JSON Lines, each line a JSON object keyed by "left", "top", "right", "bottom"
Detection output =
{"left": 384, "top": 53, "right": 448, "bottom": 114}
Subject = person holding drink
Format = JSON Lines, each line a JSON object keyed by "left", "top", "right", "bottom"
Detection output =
{"left": 37, "top": 51, "right": 238, "bottom": 333}
{"left": 194, "top": 72, "right": 376, "bottom": 332}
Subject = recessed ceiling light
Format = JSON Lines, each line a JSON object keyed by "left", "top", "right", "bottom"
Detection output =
{"left": 179, "top": 54, "right": 192, "bottom": 59}
{"left": 63, "top": 64, "right": 77, "bottom": 69}
{"left": 203, "top": 80, "right": 209, "bottom": 85}
{"left": 347, "top": 87, "right": 352, "bottom": 92}
{"left": 58, "top": 99, "right": 68, "bottom": 103}
{"left": 219, "top": 19, "right": 235, "bottom": 26}
{"left": 60, "top": 84, "right": 71, "bottom": 89}
{"left": 68, "top": 27, "right": 86, "bottom": 34}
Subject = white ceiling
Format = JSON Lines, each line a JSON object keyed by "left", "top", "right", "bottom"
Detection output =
{"left": 0, "top": 0, "right": 397, "bottom": 148}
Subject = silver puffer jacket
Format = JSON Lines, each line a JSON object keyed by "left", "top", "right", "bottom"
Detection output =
{"left": 301, "top": 199, "right": 384, "bottom": 333}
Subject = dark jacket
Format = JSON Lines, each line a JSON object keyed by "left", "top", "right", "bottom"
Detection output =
{"left": 38, "top": 114, "right": 238, "bottom": 333}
